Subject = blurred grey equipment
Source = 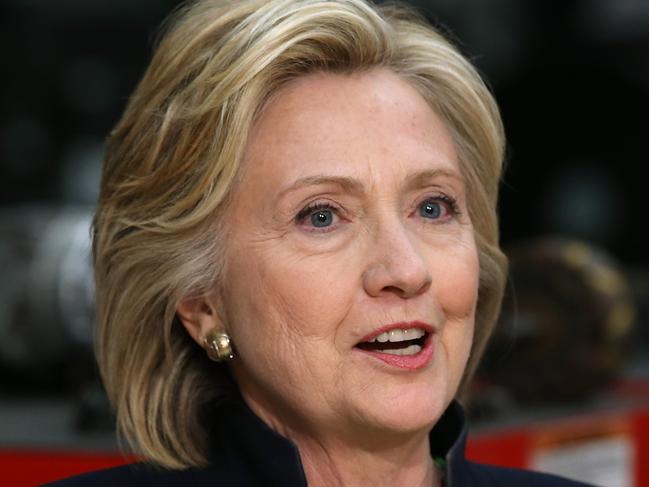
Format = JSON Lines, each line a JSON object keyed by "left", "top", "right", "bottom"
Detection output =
{"left": 0, "top": 206, "right": 95, "bottom": 369}
{"left": 482, "top": 237, "right": 636, "bottom": 405}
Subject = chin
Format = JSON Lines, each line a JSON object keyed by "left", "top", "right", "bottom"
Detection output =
{"left": 358, "top": 382, "right": 451, "bottom": 435}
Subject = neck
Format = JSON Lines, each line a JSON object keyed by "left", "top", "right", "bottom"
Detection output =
{"left": 294, "top": 430, "right": 442, "bottom": 487}
{"left": 235, "top": 382, "right": 444, "bottom": 487}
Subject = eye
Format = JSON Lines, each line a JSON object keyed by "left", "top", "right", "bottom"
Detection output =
{"left": 296, "top": 202, "right": 339, "bottom": 231}
{"left": 311, "top": 209, "right": 334, "bottom": 227}
{"left": 420, "top": 201, "right": 442, "bottom": 219}
{"left": 417, "top": 194, "right": 460, "bottom": 221}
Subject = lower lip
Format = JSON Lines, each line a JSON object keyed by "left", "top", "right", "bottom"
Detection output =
{"left": 355, "top": 334, "right": 434, "bottom": 370}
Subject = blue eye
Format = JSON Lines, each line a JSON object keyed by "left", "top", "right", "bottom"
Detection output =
{"left": 311, "top": 209, "right": 333, "bottom": 227}
{"left": 419, "top": 201, "right": 442, "bottom": 219}
{"left": 296, "top": 202, "right": 338, "bottom": 230}
{"left": 417, "top": 194, "right": 460, "bottom": 221}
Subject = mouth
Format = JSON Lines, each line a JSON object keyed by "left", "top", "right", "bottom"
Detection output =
{"left": 353, "top": 322, "right": 435, "bottom": 369}
{"left": 355, "top": 327, "right": 429, "bottom": 356}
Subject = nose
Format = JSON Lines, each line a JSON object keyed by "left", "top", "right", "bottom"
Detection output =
{"left": 362, "top": 218, "right": 432, "bottom": 299}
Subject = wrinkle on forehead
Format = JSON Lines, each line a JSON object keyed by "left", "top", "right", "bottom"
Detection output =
{"left": 240, "top": 67, "right": 459, "bottom": 185}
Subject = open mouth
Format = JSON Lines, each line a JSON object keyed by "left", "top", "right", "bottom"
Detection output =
{"left": 355, "top": 330, "right": 429, "bottom": 356}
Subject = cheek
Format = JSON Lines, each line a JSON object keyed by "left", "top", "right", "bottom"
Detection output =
{"left": 433, "top": 238, "right": 479, "bottom": 384}
{"left": 435, "top": 239, "right": 480, "bottom": 318}
{"left": 222, "top": 248, "right": 353, "bottom": 401}
{"left": 224, "top": 246, "right": 352, "bottom": 346}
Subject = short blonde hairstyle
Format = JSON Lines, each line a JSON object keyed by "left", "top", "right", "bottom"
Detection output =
{"left": 94, "top": 0, "right": 508, "bottom": 469}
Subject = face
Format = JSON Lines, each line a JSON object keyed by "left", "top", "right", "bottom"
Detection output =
{"left": 218, "top": 68, "right": 479, "bottom": 444}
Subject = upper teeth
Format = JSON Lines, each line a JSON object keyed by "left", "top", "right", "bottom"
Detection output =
{"left": 370, "top": 328, "right": 425, "bottom": 343}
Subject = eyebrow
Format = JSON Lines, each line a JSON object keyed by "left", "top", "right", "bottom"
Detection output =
{"left": 278, "top": 168, "right": 464, "bottom": 199}
{"left": 277, "top": 175, "right": 365, "bottom": 199}
{"left": 405, "top": 168, "right": 465, "bottom": 189}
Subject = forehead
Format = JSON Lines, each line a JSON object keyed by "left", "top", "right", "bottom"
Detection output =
{"left": 242, "top": 68, "right": 460, "bottom": 184}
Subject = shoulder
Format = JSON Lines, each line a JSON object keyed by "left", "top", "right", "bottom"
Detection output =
{"left": 463, "top": 461, "right": 595, "bottom": 486}
{"left": 41, "top": 462, "right": 220, "bottom": 487}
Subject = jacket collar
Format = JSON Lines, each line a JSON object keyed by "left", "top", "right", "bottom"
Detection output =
{"left": 434, "top": 399, "right": 470, "bottom": 486}
{"left": 211, "top": 390, "right": 469, "bottom": 486}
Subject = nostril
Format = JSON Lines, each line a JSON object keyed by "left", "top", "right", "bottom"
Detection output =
{"left": 381, "top": 281, "right": 429, "bottom": 299}
{"left": 361, "top": 257, "right": 432, "bottom": 298}
{"left": 383, "top": 285, "right": 405, "bottom": 296}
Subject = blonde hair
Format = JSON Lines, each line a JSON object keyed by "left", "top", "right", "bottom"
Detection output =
{"left": 94, "top": 0, "right": 508, "bottom": 469}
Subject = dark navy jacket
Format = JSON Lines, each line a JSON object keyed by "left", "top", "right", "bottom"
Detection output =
{"left": 44, "top": 392, "right": 594, "bottom": 486}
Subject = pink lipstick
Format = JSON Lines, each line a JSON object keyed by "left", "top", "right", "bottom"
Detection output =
{"left": 354, "top": 321, "right": 434, "bottom": 370}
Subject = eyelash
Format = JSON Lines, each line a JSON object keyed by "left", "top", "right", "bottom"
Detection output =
{"left": 295, "top": 202, "right": 339, "bottom": 222}
{"left": 429, "top": 194, "right": 462, "bottom": 217}
{"left": 295, "top": 194, "right": 462, "bottom": 232}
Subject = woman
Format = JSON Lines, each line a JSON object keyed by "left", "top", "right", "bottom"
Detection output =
{"left": 48, "top": 0, "right": 592, "bottom": 485}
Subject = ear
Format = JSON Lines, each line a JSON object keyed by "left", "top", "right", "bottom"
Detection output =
{"left": 176, "top": 292, "right": 225, "bottom": 346}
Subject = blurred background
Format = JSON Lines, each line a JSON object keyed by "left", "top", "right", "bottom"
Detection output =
{"left": 0, "top": 0, "right": 647, "bottom": 485}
